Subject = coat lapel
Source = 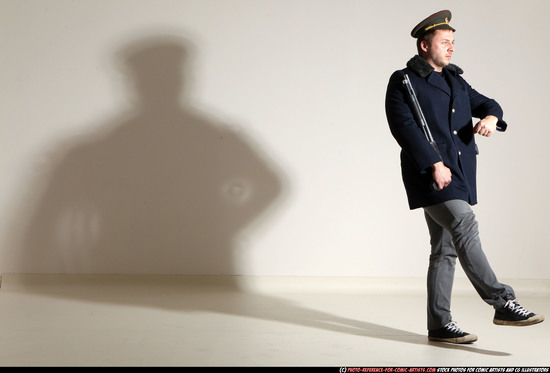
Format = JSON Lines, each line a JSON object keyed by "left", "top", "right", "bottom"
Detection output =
{"left": 444, "top": 69, "right": 464, "bottom": 101}
{"left": 426, "top": 72, "right": 451, "bottom": 97}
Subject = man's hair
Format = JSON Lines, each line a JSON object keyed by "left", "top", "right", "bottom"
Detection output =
{"left": 416, "top": 29, "right": 437, "bottom": 55}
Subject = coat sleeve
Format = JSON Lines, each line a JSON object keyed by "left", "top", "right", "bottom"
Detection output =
{"left": 385, "top": 71, "right": 441, "bottom": 174}
{"left": 464, "top": 77, "right": 508, "bottom": 132}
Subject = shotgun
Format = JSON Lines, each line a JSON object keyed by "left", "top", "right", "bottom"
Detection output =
{"left": 402, "top": 73, "right": 441, "bottom": 191}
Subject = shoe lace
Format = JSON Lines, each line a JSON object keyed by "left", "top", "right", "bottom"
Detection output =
{"left": 444, "top": 321, "right": 464, "bottom": 333}
{"left": 505, "top": 299, "right": 531, "bottom": 317}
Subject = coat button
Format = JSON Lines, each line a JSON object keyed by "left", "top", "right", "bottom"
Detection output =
{"left": 458, "top": 151, "right": 462, "bottom": 155}
{"left": 453, "top": 130, "right": 458, "bottom": 135}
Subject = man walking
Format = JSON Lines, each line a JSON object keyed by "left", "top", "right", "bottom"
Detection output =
{"left": 385, "top": 10, "right": 544, "bottom": 344}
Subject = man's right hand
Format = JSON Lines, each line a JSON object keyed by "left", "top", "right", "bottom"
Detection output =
{"left": 431, "top": 161, "right": 452, "bottom": 191}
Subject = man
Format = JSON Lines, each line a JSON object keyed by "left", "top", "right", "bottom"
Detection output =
{"left": 385, "top": 10, "right": 544, "bottom": 344}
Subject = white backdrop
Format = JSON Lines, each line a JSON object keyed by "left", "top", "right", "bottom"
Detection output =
{"left": 1, "top": 0, "right": 548, "bottom": 278}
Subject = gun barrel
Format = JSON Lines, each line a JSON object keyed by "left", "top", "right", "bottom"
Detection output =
{"left": 402, "top": 74, "right": 441, "bottom": 159}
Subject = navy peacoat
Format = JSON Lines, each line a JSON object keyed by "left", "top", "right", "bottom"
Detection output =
{"left": 385, "top": 55, "right": 507, "bottom": 209}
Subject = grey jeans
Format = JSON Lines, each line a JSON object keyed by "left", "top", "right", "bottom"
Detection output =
{"left": 423, "top": 199, "right": 515, "bottom": 330}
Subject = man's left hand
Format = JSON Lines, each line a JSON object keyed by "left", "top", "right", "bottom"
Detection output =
{"left": 473, "top": 115, "right": 498, "bottom": 137}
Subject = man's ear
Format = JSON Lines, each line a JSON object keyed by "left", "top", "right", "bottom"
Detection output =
{"left": 420, "top": 40, "right": 429, "bottom": 53}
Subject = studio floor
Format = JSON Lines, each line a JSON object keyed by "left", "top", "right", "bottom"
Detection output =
{"left": 0, "top": 274, "right": 548, "bottom": 367}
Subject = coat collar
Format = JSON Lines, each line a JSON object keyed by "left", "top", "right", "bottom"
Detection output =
{"left": 406, "top": 55, "right": 463, "bottom": 78}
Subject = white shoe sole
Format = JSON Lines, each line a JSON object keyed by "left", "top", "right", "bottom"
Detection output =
{"left": 493, "top": 314, "right": 545, "bottom": 326}
{"left": 428, "top": 334, "right": 478, "bottom": 344}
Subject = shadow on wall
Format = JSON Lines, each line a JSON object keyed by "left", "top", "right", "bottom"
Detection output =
{"left": 10, "top": 35, "right": 286, "bottom": 277}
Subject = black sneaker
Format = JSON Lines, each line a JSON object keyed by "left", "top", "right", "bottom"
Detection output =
{"left": 428, "top": 321, "right": 478, "bottom": 344}
{"left": 493, "top": 299, "right": 545, "bottom": 326}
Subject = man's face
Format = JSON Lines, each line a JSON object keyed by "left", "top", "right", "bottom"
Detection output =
{"left": 422, "top": 29, "right": 455, "bottom": 72}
